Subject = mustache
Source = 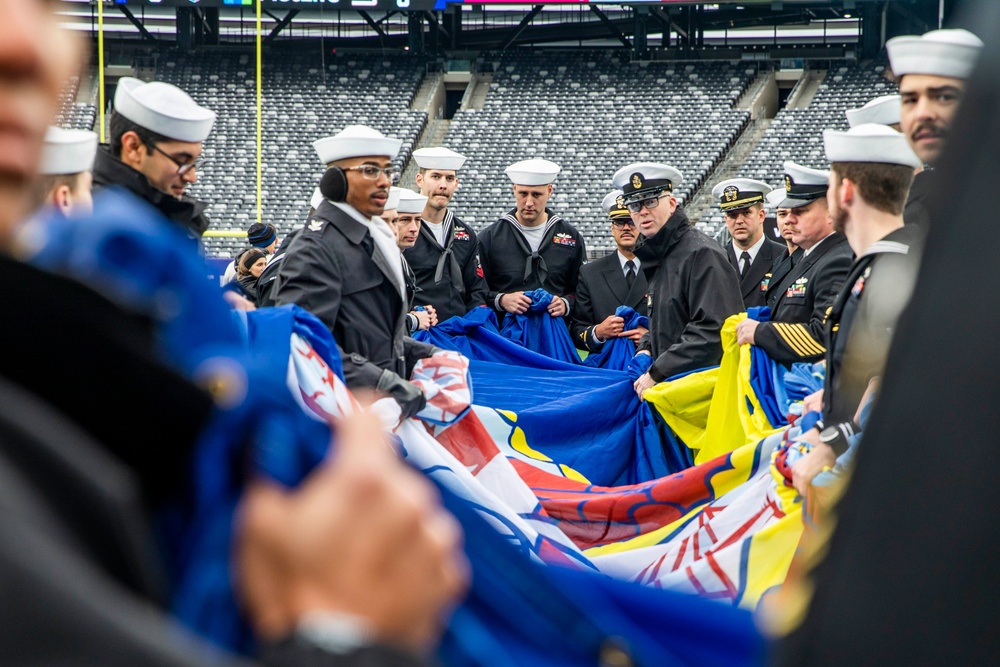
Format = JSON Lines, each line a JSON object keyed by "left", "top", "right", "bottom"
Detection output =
{"left": 911, "top": 122, "right": 947, "bottom": 142}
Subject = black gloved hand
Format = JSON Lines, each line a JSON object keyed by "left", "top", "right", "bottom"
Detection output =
{"left": 376, "top": 369, "right": 427, "bottom": 420}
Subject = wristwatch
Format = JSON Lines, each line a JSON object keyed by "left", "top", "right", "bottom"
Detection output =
{"left": 296, "top": 610, "right": 375, "bottom": 655}
{"left": 817, "top": 421, "right": 855, "bottom": 455}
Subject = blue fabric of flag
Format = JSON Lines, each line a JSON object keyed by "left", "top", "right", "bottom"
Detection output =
{"left": 417, "top": 311, "right": 690, "bottom": 483}
{"left": 438, "top": 479, "right": 764, "bottom": 667}
{"left": 469, "top": 357, "right": 690, "bottom": 483}
{"left": 416, "top": 309, "right": 584, "bottom": 371}
{"left": 27, "top": 188, "right": 242, "bottom": 379}
{"left": 783, "top": 362, "right": 826, "bottom": 404}
{"left": 743, "top": 307, "right": 827, "bottom": 423}
{"left": 582, "top": 305, "right": 649, "bottom": 371}
{"left": 497, "top": 288, "right": 583, "bottom": 365}
{"left": 627, "top": 351, "right": 654, "bottom": 379}
{"left": 746, "top": 306, "right": 788, "bottom": 428}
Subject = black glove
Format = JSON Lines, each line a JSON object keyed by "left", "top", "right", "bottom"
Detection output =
{"left": 376, "top": 369, "right": 426, "bottom": 420}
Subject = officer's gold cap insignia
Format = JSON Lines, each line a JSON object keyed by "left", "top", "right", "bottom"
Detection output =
{"left": 632, "top": 174, "right": 643, "bottom": 189}
{"left": 724, "top": 185, "right": 739, "bottom": 202}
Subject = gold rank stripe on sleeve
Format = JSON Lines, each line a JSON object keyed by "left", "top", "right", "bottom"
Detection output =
{"left": 773, "top": 322, "right": 826, "bottom": 357}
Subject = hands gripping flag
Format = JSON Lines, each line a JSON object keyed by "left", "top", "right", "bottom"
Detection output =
{"left": 582, "top": 305, "right": 649, "bottom": 371}
{"left": 497, "top": 288, "right": 583, "bottom": 365}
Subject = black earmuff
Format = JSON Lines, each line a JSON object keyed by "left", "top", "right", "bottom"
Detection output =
{"left": 320, "top": 166, "right": 348, "bottom": 203}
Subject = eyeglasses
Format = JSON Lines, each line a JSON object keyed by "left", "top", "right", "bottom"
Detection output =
{"left": 611, "top": 218, "right": 636, "bottom": 228}
{"left": 150, "top": 144, "right": 206, "bottom": 176}
{"left": 625, "top": 192, "right": 669, "bottom": 214}
{"left": 346, "top": 165, "right": 399, "bottom": 183}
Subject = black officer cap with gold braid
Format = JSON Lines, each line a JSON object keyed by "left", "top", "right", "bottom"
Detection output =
{"left": 711, "top": 178, "right": 772, "bottom": 212}
{"left": 601, "top": 190, "right": 632, "bottom": 220}
{"left": 772, "top": 161, "right": 831, "bottom": 209}
{"left": 612, "top": 162, "right": 684, "bottom": 204}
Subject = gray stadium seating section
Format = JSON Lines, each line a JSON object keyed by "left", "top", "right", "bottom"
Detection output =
{"left": 55, "top": 52, "right": 895, "bottom": 259}
{"left": 54, "top": 76, "right": 97, "bottom": 133}
{"left": 701, "top": 60, "right": 897, "bottom": 235}
{"left": 153, "top": 51, "right": 427, "bottom": 257}
{"left": 445, "top": 52, "right": 753, "bottom": 252}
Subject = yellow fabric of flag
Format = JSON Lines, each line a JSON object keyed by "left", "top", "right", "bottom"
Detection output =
{"left": 645, "top": 314, "right": 785, "bottom": 464}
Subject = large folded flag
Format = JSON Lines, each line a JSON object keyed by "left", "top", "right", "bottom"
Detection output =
{"left": 262, "top": 300, "right": 770, "bottom": 665}
{"left": 498, "top": 288, "right": 583, "bottom": 365}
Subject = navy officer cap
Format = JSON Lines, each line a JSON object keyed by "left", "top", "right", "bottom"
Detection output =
{"left": 612, "top": 162, "right": 684, "bottom": 204}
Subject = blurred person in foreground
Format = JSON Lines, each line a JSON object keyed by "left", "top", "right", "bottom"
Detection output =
{"left": 0, "top": 2, "right": 466, "bottom": 664}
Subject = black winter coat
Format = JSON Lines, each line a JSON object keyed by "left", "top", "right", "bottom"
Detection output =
{"left": 274, "top": 201, "right": 434, "bottom": 390}
{"left": 92, "top": 147, "right": 211, "bottom": 238}
{"left": 634, "top": 209, "right": 744, "bottom": 382}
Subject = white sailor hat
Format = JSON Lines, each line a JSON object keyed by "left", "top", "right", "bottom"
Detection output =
{"left": 775, "top": 161, "right": 831, "bottom": 209}
{"left": 887, "top": 29, "right": 983, "bottom": 80}
{"left": 612, "top": 163, "right": 683, "bottom": 204}
{"left": 846, "top": 94, "right": 902, "bottom": 128}
{"left": 40, "top": 127, "right": 98, "bottom": 176}
{"left": 313, "top": 125, "right": 402, "bottom": 165}
{"left": 412, "top": 146, "right": 467, "bottom": 171}
{"left": 114, "top": 78, "right": 215, "bottom": 143}
{"left": 765, "top": 187, "right": 790, "bottom": 209}
{"left": 824, "top": 123, "right": 922, "bottom": 168}
{"left": 505, "top": 159, "right": 560, "bottom": 186}
{"left": 310, "top": 187, "right": 324, "bottom": 210}
{"left": 384, "top": 186, "right": 402, "bottom": 212}
{"left": 395, "top": 188, "right": 428, "bottom": 214}
{"left": 712, "top": 178, "right": 772, "bottom": 212}
{"left": 601, "top": 190, "right": 631, "bottom": 219}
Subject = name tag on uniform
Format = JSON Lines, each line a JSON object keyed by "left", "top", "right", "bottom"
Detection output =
{"left": 786, "top": 276, "right": 808, "bottom": 298}
{"left": 553, "top": 233, "right": 576, "bottom": 247}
